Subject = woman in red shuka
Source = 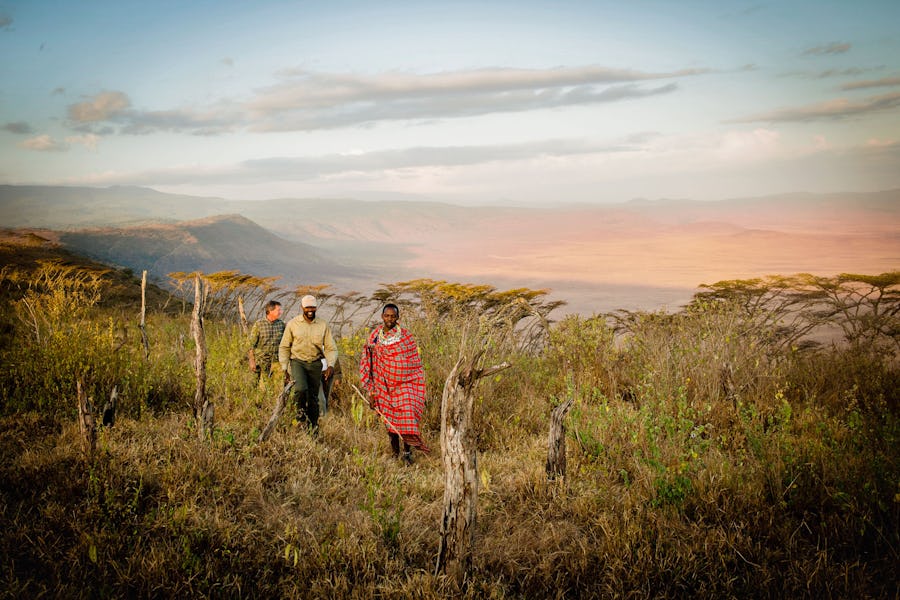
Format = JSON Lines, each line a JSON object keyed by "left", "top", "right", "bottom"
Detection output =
{"left": 359, "top": 303, "right": 429, "bottom": 463}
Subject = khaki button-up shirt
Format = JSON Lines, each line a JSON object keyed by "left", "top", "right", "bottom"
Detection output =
{"left": 278, "top": 316, "right": 338, "bottom": 371}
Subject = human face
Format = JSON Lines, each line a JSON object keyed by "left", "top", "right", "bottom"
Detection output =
{"left": 302, "top": 306, "right": 317, "bottom": 322}
{"left": 381, "top": 307, "right": 399, "bottom": 331}
{"left": 267, "top": 305, "right": 282, "bottom": 321}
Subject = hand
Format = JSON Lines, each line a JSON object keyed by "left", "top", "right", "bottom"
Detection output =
{"left": 324, "top": 366, "right": 334, "bottom": 381}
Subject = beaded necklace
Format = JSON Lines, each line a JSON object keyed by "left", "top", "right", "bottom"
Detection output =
{"left": 377, "top": 325, "right": 403, "bottom": 346}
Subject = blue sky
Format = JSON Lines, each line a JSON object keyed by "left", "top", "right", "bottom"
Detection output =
{"left": 1, "top": 0, "right": 899, "bottom": 204}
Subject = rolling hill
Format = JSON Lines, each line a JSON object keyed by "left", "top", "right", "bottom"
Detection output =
{"left": 50, "top": 214, "right": 363, "bottom": 291}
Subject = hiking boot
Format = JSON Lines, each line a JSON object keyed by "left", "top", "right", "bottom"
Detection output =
{"left": 400, "top": 451, "right": 413, "bottom": 466}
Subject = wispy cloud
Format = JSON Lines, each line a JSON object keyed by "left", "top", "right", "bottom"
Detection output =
{"left": 0, "top": 14, "right": 12, "bottom": 31}
{"left": 247, "top": 66, "right": 698, "bottom": 131}
{"left": 67, "top": 91, "right": 235, "bottom": 135}
{"left": 62, "top": 128, "right": 898, "bottom": 203}
{"left": 265, "top": 66, "right": 702, "bottom": 106}
{"left": 863, "top": 138, "right": 898, "bottom": 149}
{"left": 20, "top": 134, "right": 65, "bottom": 152}
{"left": 729, "top": 91, "right": 900, "bottom": 123}
{"left": 781, "top": 67, "right": 876, "bottom": 80}
{"left": 840, "top": 76, "right": 900, "bottom": 90}
{"left": 68, "top": 135, "right": 654, "bottom": 186}
{"left": 68, "top": 91, "right": 131, "bottom": 122}
{"left": 250, "top": 82, "right": 679, "bottom": 132}
{"left": 2, "top": 121, "right": 33, "bottom": 134}
{"left": 65, "top": 134, "right": 100, "bottom": 149}
{"left": 801, "top": 42, "right": 851, "bottom": 56}
{"left": 18, "top": 132, "right": 100, "bottom": 152}
{"left": 717, "top": 4, "right": 766, "bottom": 20}
{"left": 63, "top": 65, "right": 705, "bottom": 136}
{"left": 118, "top": 109, "right": 235, "bottom": 136}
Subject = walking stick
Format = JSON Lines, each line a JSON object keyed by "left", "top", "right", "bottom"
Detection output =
{"left": 350, "top": 383, "right": 403, "bottom": 436}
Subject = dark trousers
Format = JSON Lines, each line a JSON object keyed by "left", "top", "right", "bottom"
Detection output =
{"left": 252, "top": 359, "right": 279, "bottom": 390}
{"left": 389, "top": 432, "right": 411, "bottom": 455}
{"left": 290, "top": 359, "right": 322, "bottom": 429}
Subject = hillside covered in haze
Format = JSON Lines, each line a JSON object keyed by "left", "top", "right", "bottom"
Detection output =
{"left": 49, "top": 214, "right": 362, "bottom": 290}
{"left": 2, "top": 185, "right": 897, "bottom": 313}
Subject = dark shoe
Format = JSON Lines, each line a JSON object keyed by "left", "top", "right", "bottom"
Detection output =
{"left": 400, "top": 451, "right": 413, "bottom": 466}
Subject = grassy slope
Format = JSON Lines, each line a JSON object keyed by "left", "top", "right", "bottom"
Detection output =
{"left": 1, "top": 344, "right": 896, "bottom": 598}
{"left": 0, "top": 229, "right": 177, "bottom": 313}
{"left": 0, "top": 237, "right": 897, "bottom": 598}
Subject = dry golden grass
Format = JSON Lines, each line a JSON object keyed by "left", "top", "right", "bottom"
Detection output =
{"left": 0, "top": 277, "right": 897, "bottom": 598}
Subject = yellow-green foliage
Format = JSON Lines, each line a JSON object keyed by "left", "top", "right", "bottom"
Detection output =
{"left": 0, "top": 271, "right": 897, "bottom": 598}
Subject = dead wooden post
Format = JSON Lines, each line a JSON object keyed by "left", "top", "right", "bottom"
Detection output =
{"left": 76, "top": 379, "right": 96, "bottom": 459}
{"left": 200, "top": 401, "right": 214, "bottom": 438}
{"left": 546, "top": 393, "right": 575, "bottom": 482}
{"left": 238, "top": 296, "right": 249, "bottom": 335}
{"left": 721, "top": 361, "right": 738, "bottom": 409}
{"left": 259, "top": 381, "right": 295, "bottom": 442}
{"left": 191, "top": 275, "right": 211, "bottom": 440}
{"left": 435, "top": 353, "right": 510, "bottom": 587}
{"left": 102, "top": 386, "right": 117, "bottom": 428}
{"left": 139, "top": 270, "right": 150, "bottom": 359}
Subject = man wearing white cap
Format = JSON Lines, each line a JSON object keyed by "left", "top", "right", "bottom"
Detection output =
{"left": 278, "top": 295, "right": 338, "bottom": 433}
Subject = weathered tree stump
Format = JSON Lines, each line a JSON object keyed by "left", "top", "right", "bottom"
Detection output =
{"left": 76, "top": 379, "right": 96, "bottom": 459}
{"left": 102, "top": 386, "right": 117, "bottom": 428}
{"left": 238, "top": 296, "right": 249, "bottom": 335}
{"left": 200, "top": 400, "right": 214, "bottom": 440}
{"left": 435, "top": 357, "right": 477, "bottom": 587}
{"left": 546, "top": 393, "right": 575, "bottom": 482}
{"left": 721, "top": 361, "right": 738, "bottom": 408}
{"left": 435, "top": 354, "right": 510, "bottom": 587}
{"left": 259, "top": 381, "right": 295, "bottom": 442}
{"left": 139, "top": 270, "right": 150, "bottom": 360}
{"left": 191, "top": 275, "right": 211, "bottom": 440}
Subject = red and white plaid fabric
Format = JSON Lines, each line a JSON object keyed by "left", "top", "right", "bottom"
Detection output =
{"left": 359, "top": 325, "right": 429, "bottom": 452}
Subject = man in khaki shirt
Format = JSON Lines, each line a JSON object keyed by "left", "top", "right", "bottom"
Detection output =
{"left": 279, "top": 295, "right": 337, "bottom": 433}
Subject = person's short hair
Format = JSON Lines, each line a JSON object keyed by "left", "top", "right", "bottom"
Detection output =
{"left": 382, "top": 303, "right": 400, "bottom": 317}
{"left": 265, "top": 300, "right": 282, "bottom": 315}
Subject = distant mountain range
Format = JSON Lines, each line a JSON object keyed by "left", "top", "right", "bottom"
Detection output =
{"left": 1, "top": 185, "right": 898, "bottom": 314}
{"left": 3, "top": 184, "right": 897, "bottom": 235}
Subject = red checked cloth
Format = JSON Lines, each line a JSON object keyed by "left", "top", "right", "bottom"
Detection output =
{"left": 359, "top": 325, "right": 429, "bottom": 452}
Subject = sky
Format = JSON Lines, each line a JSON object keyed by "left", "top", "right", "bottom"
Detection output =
{"left": 1, "top": 0, "right": 900, "bottom": 205}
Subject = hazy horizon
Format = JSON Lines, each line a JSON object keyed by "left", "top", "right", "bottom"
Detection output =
{"left": 2, "top": 184, "right": 895, "bottom": 317}
{"left": 10, "top": 181, "right": 900, "bottom": 208}
{"left": 2, "top": 2, "right": 899, "bottom": 206}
